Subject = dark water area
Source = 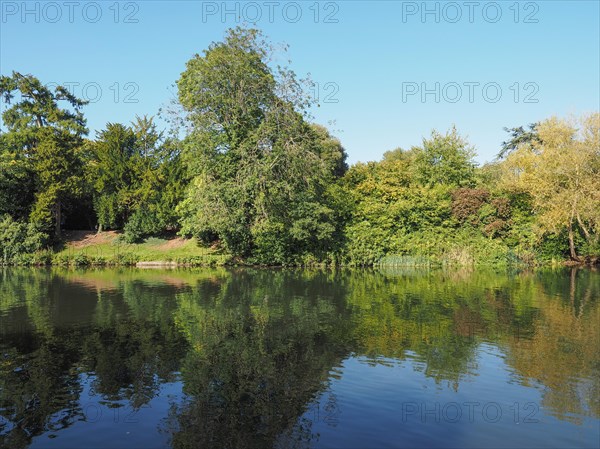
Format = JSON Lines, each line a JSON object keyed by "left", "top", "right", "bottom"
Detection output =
{"left": 0, "top": 267, "right": 598, "bottom": 449}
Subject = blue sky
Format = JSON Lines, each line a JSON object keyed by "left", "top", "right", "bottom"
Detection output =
{"left": 1, "top": 0, "right": 599, "bottom": 164}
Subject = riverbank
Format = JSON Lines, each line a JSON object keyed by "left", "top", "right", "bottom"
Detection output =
{"left": 2, "top": 231, "right": 230, "bottom": 267}
{"left": 2, "top": 229, "right": 595, "bottom": 268}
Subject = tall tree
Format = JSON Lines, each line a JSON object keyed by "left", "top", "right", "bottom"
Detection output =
{"left": 413, "top": 127, "right": 476, "bottom": 187}
{"left": 501, "top": 113, "right": 600, "bottom": 260}
{"left": 499, "top": 123, "right": 540, "bottom": 159}
{"left": 177, "top": 27, "right": 347, "bottom": 263}
{"left": 124, "top": 116, "right": 185, "bottom": 241}
{"left": 29, "top": 128, "right": 85, "bottom": 236}
{"left": 88, "top": 123, "right": 137, "bottom": 231}
{"left": 0, "top": 72, "right": 87, "bottom": 237}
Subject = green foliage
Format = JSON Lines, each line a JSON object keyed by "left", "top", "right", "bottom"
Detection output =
{"left": 0, "top": 215, "right": 48, "bottom": 264}
{"left": 341, "top": 152, "right": 460, "bottom": 265}
{"left": 0, "top": 36, "right": 596, "bottom": 267}
{"left": 339, "top": 128, "right": 539, "bottom": 267}
{"left": 413, "top": 127, "right": 476, "bottom": 187}
{"left": 88, "top": 116, "right": 185, "bottom": 236}
{"left": 123, "top": 206, "right": 164, "bottom": 243}
{"left": 0, "top": 150, "right": 35, "bottom": 220}
{"left": 0, "top": 72, "right": 88, "bottom": 238}
{"left": 177, "top": 28, "right": 347, "bottom": 264}
{"left": 88, "top": 122, "right": 137, "bottom": 229}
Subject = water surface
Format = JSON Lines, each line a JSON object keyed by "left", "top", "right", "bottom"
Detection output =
{"left": 0, "top": 268, "right": 598, "bottom": 448}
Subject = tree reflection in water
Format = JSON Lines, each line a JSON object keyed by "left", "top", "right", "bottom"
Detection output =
{"left": 0, "top": 267, "right": 598, "bottom": 448}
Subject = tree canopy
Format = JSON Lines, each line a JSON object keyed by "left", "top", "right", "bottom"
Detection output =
{"left": 0, "top": 29, "right": 598, "bottom": 266}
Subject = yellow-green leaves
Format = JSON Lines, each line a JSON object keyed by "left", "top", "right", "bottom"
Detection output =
{"left": 502, "top": 113, "right": 600, "bottom": 260}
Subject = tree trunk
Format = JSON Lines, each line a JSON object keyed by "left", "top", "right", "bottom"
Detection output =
{"left": 55, "top": 201, "right": 62, "bottom": 238}
{"left": 576, "top": 213, "right": 591, "bottom": 242}
{"left": 568, "top": 220, "right": 579, "bottom": 261}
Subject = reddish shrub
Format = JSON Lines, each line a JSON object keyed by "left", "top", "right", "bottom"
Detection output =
{"left": 451, "top": 188, "right": 490, "bottom": 223}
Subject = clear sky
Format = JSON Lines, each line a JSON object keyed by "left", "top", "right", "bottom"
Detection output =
{"left": 1, "top": 0, "right": 599, "bottom": 164}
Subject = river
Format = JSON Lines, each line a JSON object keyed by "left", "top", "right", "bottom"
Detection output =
{"left": 0, "top": 267, "right": 598, "bottom": 448}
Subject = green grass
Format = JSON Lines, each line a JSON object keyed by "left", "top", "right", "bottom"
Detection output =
{"left": 377, "top": 255, "right": 437, "bottom": 267}
{"left": 52, "top": 233, "right": 231, "bottom": 266}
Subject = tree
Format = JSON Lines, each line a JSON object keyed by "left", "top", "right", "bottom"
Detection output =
{"left": 177, "top": 27, "right": 276, "bottom": 151}
{"left": 310, "top": 124, "right": 348, "bottom": 177}
{"left": 29, "top": 128, "right": 85, "bottom": 235}
{"left": 0, "top": 148, "right": 35, "bottom": 220}
{"left": 177, "top": 27, "right": 347, "bottom": 263}
{"left": 88, "top": 123, "right": 137, "bottom": 230}
{"left": 0, "top": 72, "right": 87, "bottom": 237}
{"left": 501, "top": 113, "right": 600, "bottom": 260}
{"left": 122, "top": 116, "right": 186, "bottom": 242}
{"left": 413, "top": 127, "right": 476, "bottom": 187}
{"left": 499, "top": 123, "right": 540, "bottom": 159}
{"left": 382, "top": 147, "right": 416, "bottom": 164}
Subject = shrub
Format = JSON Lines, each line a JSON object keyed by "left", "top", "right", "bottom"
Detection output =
{"left": 451, "top": 188, "right": 490, "bottom": 224}
{"left": 52, "top": 253, "right": 72, "bottom": 266}
{"left": 30, "top": 250, "right": 53, "bottom": 266}
{"left": 73, "top": 254, "right": 90, "bottom": 266}
{"left": 0, "top": 215, "right": 48, "bottom": 264}
{"left": 123, "top": 207, "right": 164, "bottom": 243}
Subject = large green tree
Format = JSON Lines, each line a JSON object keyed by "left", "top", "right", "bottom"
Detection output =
{"left": 124, "top": 116, "right": 186, "bottom": 242}
{"left": 86, "top": 116, "right": 185, "bottom": 240}
{"left": 0, "top": 72, "right": 87, "bottom": 237}
{"left": 87, "top": 123, "right": 137, "bottom": 230}
{"left": 176, "top": 27, "right": 347, "bottom": 263}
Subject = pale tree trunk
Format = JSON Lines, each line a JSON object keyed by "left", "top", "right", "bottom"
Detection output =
{"left": 568, "top": 219, "right": 579, "bottom": 261}
{"left": 576, "top": 213, "right": 592, "bottom": 242}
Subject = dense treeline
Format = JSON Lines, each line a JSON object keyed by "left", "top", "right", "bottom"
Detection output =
{"left": 1, "top": 27, "right": 599, "bottom": 266}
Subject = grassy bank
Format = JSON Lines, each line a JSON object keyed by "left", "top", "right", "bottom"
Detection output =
{"left": 8, "top": 231, "right": 231, "bottom": 267}
{"left": 2, "top": 230, "right": 591, "bottom": 268}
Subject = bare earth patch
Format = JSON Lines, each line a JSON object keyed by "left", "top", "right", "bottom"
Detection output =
{"left": 63, "top": 231, "right": 120, "bottom": 248}
{"left": 157, "top": 238, "right": 189, "bottom": 250}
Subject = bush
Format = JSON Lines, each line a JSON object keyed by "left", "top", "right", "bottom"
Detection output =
{"left": 52, "top": 253, "right": 72, "bottom": 266}
{"left": 175, "top": 255, "right": 230, "bottom": 266}
{"left": 113, "top": 252, "right": 139, "bottom": 266}
{"left": 0, "top": 215, "right": 48, "bottom": 264}
{"left": 73, "top": 254, "right": 90, "bottom": 266}
{"left": 90, "top": 256, "right": 107, "bottom": 266}
{"left": 123, "top": 207, "right": 164, "bottom": 243}
{"left": 451, "top": 188, "right": 490, "bottom": 224}
{"left": 30, "top": 249, "right": 53, "bottom": 266}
